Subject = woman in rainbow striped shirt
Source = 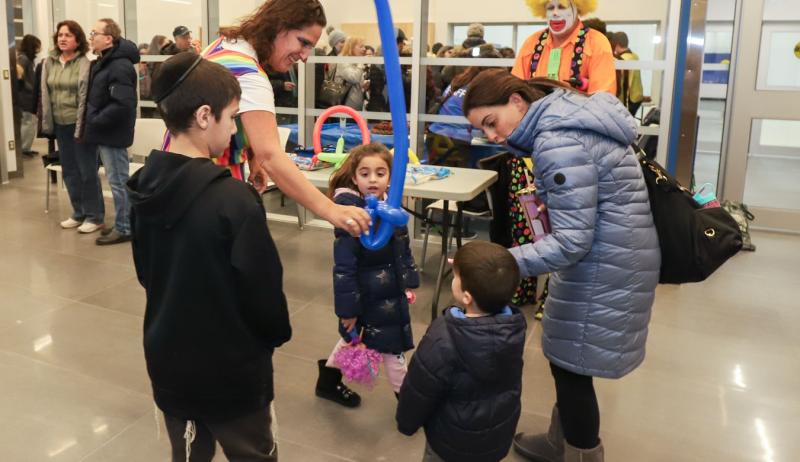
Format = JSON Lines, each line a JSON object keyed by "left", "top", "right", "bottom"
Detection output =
{"left": 202, "top": 0, "right": 371, "bottom": 236}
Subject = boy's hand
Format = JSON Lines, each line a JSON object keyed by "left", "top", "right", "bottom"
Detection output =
{"left": 405, "top": 289, "right": 416, "bottom": 305}
{"left": 341, "top": 317, "right": 357, "bottom": 333}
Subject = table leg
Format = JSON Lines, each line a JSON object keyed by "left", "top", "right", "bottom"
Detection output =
{"left": 431, "top": 200, "right": 450, "bottom": 320}
{"left": 296, "top": 204, "right": 306, "bottom": 230}
{"left": 455, "top": 203, "right": 464, "bottom": 249}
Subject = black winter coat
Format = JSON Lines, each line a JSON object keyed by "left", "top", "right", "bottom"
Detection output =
{"left": 16, "top": 54, "right": 36, "bottom": 112}
{"left": 268, "top": 69, "right": 297, "bottom": 109}
{"left": 365, "top": 64, "right": 388, "bottom": 113}
{"left": 128, "top": 150, "right": 291, "bottom": 422}
{"left": 397, "top": 307, "right": 526, "bottom": 462}
{"left": 84, "top": 39, "right": 139, "bottom": 148}
{"left": 332, "top": 190, "right": 419, "bottom": 354}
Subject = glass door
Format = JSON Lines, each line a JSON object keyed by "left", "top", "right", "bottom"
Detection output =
{"left": 722, "top": 0, "right": 800, "bottom": 232}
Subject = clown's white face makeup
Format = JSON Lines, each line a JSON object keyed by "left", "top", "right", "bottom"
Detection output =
{"left": 546, "top": 0, "right": 578, "bottom": 38}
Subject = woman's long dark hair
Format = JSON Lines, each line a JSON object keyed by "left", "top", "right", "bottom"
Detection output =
{"left": 53, "top": 20, "right": 89, "bottom": 55}
{"left": 462, "top": 69, "right": 575, "bottom": 116}
{"left": 220, "top": 0, "right": 327, "bottom": 69}
{"left": 19, "top": 35, "right": 41, "bottom": 61}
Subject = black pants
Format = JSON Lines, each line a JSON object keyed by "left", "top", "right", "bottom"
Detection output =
{"left": 550, "top": 362, "right": 600, "bottom": 449}
{"left": 164, "top": 405, "right": 277, "bottom": 462}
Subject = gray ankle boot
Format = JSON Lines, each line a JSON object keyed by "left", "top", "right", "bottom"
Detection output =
{"left": 564, "top": 440, "right": 604, "bottom": 462}
{"left": 512, "top": 404, "right": 564, "bottom": 462}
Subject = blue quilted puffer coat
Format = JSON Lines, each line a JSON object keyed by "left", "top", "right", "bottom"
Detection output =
{"left": 505, "top": 89, "right": 661, "bottom": 379}
{"left": 332, "top": 189, "right": 420, "bottom": 354}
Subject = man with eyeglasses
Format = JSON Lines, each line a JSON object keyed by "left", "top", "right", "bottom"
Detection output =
{"left": 83, "top": 18, "right": 139, "bottom": 245}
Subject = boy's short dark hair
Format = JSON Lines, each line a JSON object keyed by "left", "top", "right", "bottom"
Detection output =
{"left": 453, "top": 241, "right": 520, "bottom": 314}
{"left": 152, "top": 52, "right": 241, "bottom": 135}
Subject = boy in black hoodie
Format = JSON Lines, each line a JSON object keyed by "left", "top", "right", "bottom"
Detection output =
{"left": 397, "top": 241, "right": 527, "bottom": 462}
{"left": 127, "top": 52, "right": 291, "bottom": 462}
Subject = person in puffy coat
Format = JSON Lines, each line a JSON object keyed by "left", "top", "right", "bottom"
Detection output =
{"left": 397, "top": 241, "right": 526, "bottom": 462}
{"left": 464, "top": 69, "right": 660, "bottom": 462}
{"left": 315, "top": 143, "right": 420, "bottom": 409}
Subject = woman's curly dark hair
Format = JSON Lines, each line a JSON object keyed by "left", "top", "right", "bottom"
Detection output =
{"left": 219, "top": 0, "right": 326, "bottom": 69}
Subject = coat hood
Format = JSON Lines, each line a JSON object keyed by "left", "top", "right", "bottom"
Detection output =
{"left": 127, "top": 150, "right": 229, "bottom": 229}
{"left": 98, "top": 38, "right": 141, "bottom": 65}
{"left": 444, "top": 307, "right": 526, "bottom": 382}
{"left": 506, "top": 89, "right": 638, "bottom": 157}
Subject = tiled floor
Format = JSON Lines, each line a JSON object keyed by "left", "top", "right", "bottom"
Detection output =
{"left": 1, "top": 149, "right": 799, "bottom": 461}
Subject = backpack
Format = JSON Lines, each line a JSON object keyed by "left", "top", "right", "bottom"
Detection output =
{"left": 635, "top": 146, "right": 743, "bottom": 284}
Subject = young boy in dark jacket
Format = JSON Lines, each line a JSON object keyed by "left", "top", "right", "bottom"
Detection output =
{"left": 397, "top": 241, "right": 527, "bottom": 462}
{"left": 127, "top": 52, "right": 291, "bottom": 461}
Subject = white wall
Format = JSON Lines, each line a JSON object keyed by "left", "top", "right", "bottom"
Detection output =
{"left": 219, "top": 0, "right": 259, "bottom": 27}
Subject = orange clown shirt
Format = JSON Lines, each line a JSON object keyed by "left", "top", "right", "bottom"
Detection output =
{"left": 512, "top": 21, "right": 616, "bottom": 95}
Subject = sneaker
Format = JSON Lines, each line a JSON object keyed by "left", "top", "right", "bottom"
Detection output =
{"left": 96, "top": 229, "right": 132, "bottom": 246}
{"left": 60, "top": 218, "right": 83, "bottom": 229}
{"left": 77, "top": 222, "right": 105, "bottom": 234}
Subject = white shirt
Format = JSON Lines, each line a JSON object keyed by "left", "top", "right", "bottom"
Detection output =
{"left": 219, "top": 39, "right": 276, "bottom": 115}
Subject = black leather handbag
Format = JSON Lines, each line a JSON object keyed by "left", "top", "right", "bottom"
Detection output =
{"left": 319, "top": 65, "right": 349, "bottom": 108}
{"left": 635, "top": 146, "right": 743, "bottom": 284}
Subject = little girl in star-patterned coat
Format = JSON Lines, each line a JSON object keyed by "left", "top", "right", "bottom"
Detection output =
{"left": 314, "top": 143, "right": 420, "bottom": 408}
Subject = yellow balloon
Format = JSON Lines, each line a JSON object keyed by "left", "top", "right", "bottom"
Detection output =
{"left": 390, "top": 148, "right": 421, "bottom": 165}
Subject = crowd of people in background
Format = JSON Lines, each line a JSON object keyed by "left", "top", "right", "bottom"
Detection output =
{"left": 10, "top": 13, "right": 646, "bottom": 249}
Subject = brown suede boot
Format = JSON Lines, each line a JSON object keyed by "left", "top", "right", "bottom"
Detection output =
{"left": 564, "top": 440, "right": 604, "bottom": 462}
{"left": 512, "top": 404, "right": 564, "bottom": 462}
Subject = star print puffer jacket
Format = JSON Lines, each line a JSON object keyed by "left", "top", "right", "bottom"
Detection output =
{"left": 332, "top": 189, "right": 420, "bottom": 354}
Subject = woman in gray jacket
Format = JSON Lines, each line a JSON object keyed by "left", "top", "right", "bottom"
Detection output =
{"left": 331, "top": 37, "right": 368, "bottom": 110}
{"left": 40, "top": 20, "right": 104, "bottom": 233}
{"left": 464, "top": 69, "right": 660, "bottom": 462}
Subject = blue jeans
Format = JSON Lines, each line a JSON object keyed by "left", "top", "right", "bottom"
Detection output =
{"left": 97, "top": 145, "right": 131, "bottom": 235}
{"left": 55, "top": 124, "right": 104, "bottom": 224}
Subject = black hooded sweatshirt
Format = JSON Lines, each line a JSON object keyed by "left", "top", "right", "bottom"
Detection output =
{"left": 127, "top": 150, "right": 291, "bottom": 422}
{"left": 397, "top": 307, "right": 527, "bottom": 462}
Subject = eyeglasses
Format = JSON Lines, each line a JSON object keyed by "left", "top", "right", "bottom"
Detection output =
{"left": 89, "top": 30, "right": 108, "bottom": 38}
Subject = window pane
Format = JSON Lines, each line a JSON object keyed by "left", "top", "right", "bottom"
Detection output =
{"left": 136, "top": 0, "right": 204, "bottom": 53}
{"left": 758, "top": 29, "right": 800, "bottom": 90}
{"left": 744, "top": 119, "right": 800, "bottom": 210}
{"left": 453, "top": 25, "right": 468, "bottom": 48}
{"left": 482, "top": 25, "right": 514, "bottom": 49}
{"left": 516, "top": 24, "right": 544, "bottom": 51}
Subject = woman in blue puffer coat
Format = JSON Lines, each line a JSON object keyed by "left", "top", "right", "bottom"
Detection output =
{"left": 464, "top": 69, "right": 660, "bottom": 462}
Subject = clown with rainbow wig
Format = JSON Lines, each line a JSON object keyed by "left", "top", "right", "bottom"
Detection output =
{"left": 512, "top": 0, "right": 616, "bottom": 94}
